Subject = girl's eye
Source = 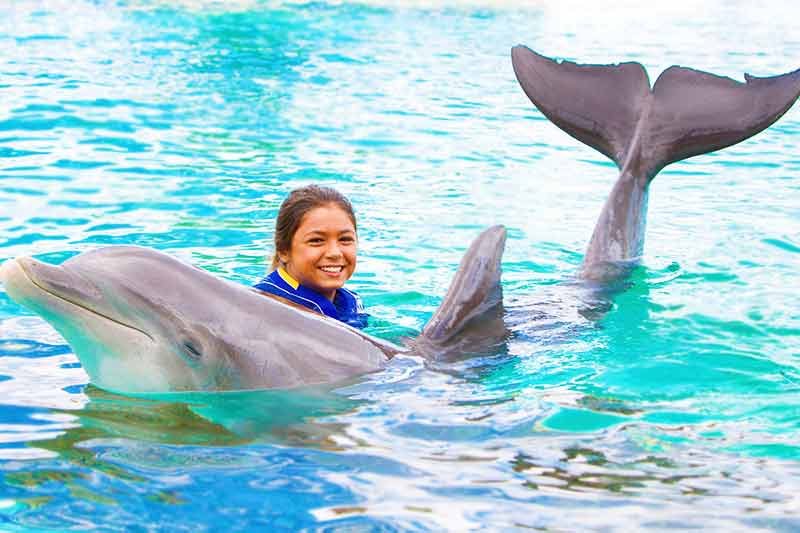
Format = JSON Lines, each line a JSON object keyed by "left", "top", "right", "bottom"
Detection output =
{"left": 340, "top": 237, "right": 355, "bottom": 244}
{"left": 308, "top": 238, "right": 324, "bottom": 244}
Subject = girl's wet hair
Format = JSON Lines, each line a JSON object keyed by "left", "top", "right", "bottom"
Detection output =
{"left": 271, "top": 185, "right": 357, "bottom": 270}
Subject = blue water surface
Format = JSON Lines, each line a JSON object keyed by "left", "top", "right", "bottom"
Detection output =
{"left": 1, "top": 0, "right": 799, "bottom": 530}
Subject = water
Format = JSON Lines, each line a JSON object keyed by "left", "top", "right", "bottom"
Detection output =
{"left": 1, "top": 0, "right": 799, "bottom": 530}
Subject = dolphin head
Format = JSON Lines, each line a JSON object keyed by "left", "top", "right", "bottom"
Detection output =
{"left": 0, "top": 247, "right": 256, "bottom": 393}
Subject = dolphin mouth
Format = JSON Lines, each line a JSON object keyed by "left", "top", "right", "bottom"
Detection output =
{"left": 13, "top": 257, "right": 154, "bottom": 342}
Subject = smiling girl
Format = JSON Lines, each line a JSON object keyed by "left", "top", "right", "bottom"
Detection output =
{"left": 253, "top": 185, "right": 369, "bottom": 329}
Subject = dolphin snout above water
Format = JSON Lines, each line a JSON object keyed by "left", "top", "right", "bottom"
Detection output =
{"left": 4, "top": 257, "right": 104, "bottom": 311}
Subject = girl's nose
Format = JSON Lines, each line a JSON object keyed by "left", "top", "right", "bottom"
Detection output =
{"left": 325, "top": 240, "right": 343, "bottom": 258}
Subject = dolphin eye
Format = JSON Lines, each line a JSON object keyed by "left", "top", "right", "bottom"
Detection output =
{"left": 182, "top": 341, "right": 202, "bottom": 360}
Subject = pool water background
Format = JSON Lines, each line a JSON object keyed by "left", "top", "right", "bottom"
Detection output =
{"left": 1, "top": 0, "right": 799, "bottom": 530}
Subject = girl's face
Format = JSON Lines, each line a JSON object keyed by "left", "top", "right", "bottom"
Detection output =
{"left": 278, "top": 204, "right": 357, "bottom": 301}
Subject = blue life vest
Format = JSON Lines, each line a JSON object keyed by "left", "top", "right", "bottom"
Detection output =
{"left": 253, "top": 268, "right": 369, "bottom": 329}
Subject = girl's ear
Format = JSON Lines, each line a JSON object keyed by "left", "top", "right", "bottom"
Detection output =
{"left": 278, "top": 250, "right": 290, "bottom": 265}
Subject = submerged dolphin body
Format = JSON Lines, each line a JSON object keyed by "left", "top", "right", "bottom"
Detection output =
{"left": 0, "top": 226, "right": 507, "bottom": 393}
{"left": 511, "top": 46, "right": 800, "bottom": 280}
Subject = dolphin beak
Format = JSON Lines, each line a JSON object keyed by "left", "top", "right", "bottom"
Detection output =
{"left": 12, "top": 257, "right": 103, "bottom": 304}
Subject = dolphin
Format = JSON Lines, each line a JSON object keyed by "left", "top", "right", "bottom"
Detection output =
{"left": 511, "top": 46, "right": 800, "bottom": 281}
{"left": 2, "top": 48, "right": 799, "bottom": 394}
{"left": 0, "top": 226, "right": 507, "bottom": 393}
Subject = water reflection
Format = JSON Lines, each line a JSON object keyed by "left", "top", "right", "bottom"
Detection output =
{"left": 2, "top": 384, "right": 364, "bottom": 512}
{"left": 43, "top": 384, "right": 363, "bottom": 448}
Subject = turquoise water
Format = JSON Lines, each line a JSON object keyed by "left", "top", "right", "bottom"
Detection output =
{"left": 1, "top": 0, "right": 799, "bottom": 529}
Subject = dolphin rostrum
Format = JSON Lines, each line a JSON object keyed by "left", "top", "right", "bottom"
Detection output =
{"left": 511, "top": 46, "right": 800, "bottom": 280}
{"left": 0, "top": 226, "right": 507, "bottom": 393}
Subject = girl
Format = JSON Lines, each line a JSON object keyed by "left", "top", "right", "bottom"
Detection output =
{"left": 253, "top": 185, "right": 369, "bottom": 329}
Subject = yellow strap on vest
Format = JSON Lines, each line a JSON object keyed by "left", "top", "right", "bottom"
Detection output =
{"left": 277, "top": 267, "right": 300, "bottom": 290}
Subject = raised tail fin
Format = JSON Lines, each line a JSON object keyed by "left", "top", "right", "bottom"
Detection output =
{"left": 512, "top": 46, "right": 800, "bottom": 276}
{"left": 420, "top": 225, "right": 506, "bottom": 346}
{"left": 511, "top": 45, "right": 800, "bottom": 181}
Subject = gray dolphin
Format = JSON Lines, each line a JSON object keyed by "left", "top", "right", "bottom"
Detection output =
{"left": 511, "top": 46, "right": 800, "bottom": 280}
{"left": 0, "top": 226, "right": 507, "bottom": 393}
{"left": 2, "top": 48, "right": 799, "bottom": 394}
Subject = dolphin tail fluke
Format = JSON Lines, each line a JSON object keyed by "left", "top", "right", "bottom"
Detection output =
{"left": 511, "top": 45, "right": 800, "bottom": 276}
{"left": 419, "top": 225, "right": 507, "bottom": 348}
{"left": 511, "top": 45, "right": 800, "bottom": 181}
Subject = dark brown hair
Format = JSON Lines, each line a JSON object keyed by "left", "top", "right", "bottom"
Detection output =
{"left": 270, "top": 185, "right": 357, "bottom": 270}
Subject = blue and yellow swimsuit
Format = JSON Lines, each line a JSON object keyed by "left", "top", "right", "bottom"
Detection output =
{"left": 253, "top": 268, "right": 369, "bottom": 329}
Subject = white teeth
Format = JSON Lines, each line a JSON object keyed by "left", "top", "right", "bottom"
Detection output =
{"left": 320, "top": 266, "right": 343, "bottom": 273}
